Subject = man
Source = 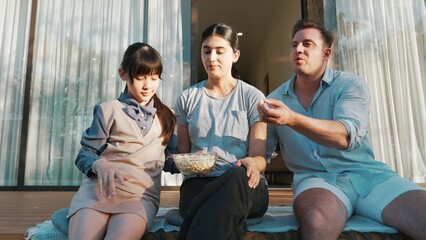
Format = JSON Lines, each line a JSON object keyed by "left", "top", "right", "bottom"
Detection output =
{"left": 258, "top": 19, "right": 426, "bottom": 240}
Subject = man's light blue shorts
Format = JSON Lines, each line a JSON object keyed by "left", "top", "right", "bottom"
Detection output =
{"left": 293, "top": 174, "right": 424, "bottom": 223}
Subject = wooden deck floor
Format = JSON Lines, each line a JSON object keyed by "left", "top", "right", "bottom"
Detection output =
{"left": 0, "top": 188, "right": 293, "bottom": 240}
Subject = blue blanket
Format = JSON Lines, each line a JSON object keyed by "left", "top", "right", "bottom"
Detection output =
{"left": 25, "top": 206, "right": 399, "bottom": 240}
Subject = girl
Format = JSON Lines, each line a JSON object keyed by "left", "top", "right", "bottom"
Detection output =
{"left": 174, "top": 23, "right": 269, "bottom": 240}
{"left": 67, "top": 42, "right": 176, "bottom": 240}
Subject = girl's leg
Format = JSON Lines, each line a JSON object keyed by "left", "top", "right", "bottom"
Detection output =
{"left": 68, "top": 208, "right": 109, "bottom": 240}
{"left": 104, "top": 213, "right": 147, "bottom": 240}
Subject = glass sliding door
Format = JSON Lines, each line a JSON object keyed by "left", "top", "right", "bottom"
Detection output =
{"left": 24, "top": 0, "right": 147, "bottom": 185}
{"left": 1, "top": 0, "right": 187, "bottom": 188}
{"left": 21, "top": 0, "right": 186, "bottom": 186}
{"left": 0, "top": 0, "right": 32, "bottom": 186}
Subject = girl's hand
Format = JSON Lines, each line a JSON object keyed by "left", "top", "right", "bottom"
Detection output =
{"left": 92, "top": 160, "right": 129, "bottom": 198}
{"left": 236, "top": 158, "right": 261, "bottom": 189}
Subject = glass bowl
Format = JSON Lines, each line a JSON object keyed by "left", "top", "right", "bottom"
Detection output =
{"left": 172, "top": 152, "right": 217, "bottom": 175}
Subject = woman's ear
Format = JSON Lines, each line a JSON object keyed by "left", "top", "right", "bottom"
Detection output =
{"left": 118, "top": 68, "right": 127, "bottom": 81}
{"left": 233, "top": 50, "right": 240, "bottom": 63}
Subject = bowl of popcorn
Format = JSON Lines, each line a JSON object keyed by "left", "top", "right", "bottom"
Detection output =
{"left": 173, "top": 152, "right": 217, "bottom": 175}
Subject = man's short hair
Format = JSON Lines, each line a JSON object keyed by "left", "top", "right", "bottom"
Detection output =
{"left": 292, "top": 19, "right": 334, "bottom": 48}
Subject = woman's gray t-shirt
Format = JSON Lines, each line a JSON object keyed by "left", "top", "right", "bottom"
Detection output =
{"left": 174, "top": 80, "right": 265, "bottom": 177}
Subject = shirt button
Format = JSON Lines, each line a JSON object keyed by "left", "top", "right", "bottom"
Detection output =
{"left": 142, "top": 126, "right": 146, "bottom": 130}
{"left": 141, "top": 113, "right": 145, "bottom": 117}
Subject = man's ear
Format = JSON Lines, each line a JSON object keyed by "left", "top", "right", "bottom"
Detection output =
{"left": 118, "top": 68, "right": 127, "bottom": 81}
{"left": 323, "top": 48, "right": 332, "bottom": 60}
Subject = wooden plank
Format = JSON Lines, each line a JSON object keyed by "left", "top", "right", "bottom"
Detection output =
{"left": 0, "top": 191, "right": 74, "bottom": 239}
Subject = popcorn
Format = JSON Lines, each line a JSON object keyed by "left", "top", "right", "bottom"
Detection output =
{"left": 173, "top": 153, "right": 217, "bottom": 175}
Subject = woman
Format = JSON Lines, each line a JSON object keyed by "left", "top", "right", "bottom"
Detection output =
{"left": 174, "top": 23, "right": 269, "bottom": 240}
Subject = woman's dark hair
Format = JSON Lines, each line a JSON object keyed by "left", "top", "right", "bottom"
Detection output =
{"left": 201, "top": 23, "right": 241, "bottom": 79}
{"left": 292, "top": 19, "right": 334, "bottom": 48}
{"left": 120, "top": 42, "right": 176, "bottom": 145}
